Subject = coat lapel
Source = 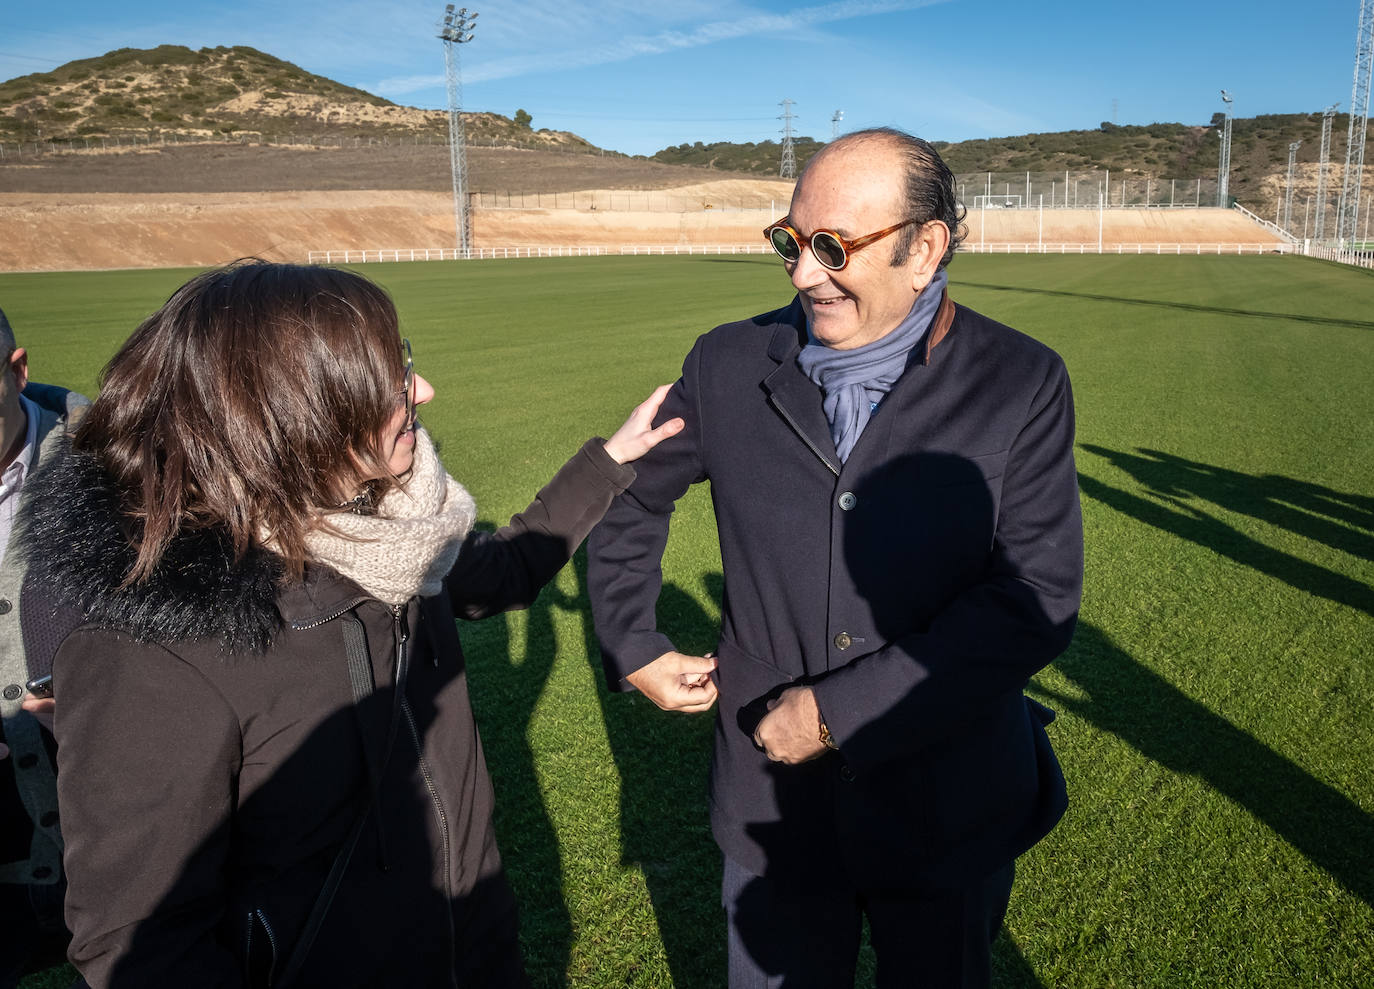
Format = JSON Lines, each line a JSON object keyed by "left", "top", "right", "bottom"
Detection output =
{"left": 761, "top": 309, "right": 841, "bottom": 477}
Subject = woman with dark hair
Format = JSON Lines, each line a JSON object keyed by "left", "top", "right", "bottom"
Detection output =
{"left": 20, "top": 260, "right": 683, "bottom": 988}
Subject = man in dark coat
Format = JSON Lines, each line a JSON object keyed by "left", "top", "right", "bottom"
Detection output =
{"left": 0, "top": 308, "right": 88, "bottom": 989}
{"left": 587, "top": 128, "right": 1084, "bottom": 987}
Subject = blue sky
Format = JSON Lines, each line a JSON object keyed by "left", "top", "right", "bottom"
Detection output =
{"left": 0, "top": 1, "right": 1363, "bottom": 156}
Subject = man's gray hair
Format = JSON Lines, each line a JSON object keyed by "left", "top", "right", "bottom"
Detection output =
{"left": 0, "top": 308, "right": 15, "bottom": 355}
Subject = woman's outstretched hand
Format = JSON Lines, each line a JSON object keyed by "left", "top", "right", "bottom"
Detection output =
{"left": 603, "top": 384, "right": 686, "bottom": 465}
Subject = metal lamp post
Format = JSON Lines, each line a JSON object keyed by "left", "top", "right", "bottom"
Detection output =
{"left": 1284, "top": 141, "right": 1301, "bottom": 234}
{"left": 1217, "top": 90, "right": 1234, "bottom": 208}
{"left": 438, "top": 5, "right": 478, "bottom": 256}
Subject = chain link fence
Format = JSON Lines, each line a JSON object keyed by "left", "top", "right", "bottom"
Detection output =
{"left": 955, "top": 170, "right": 1221, "bottom": 208}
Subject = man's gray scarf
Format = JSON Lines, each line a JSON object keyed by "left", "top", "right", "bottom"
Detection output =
{"left": 796, "top": 269, "right": 947, "bottom": 463}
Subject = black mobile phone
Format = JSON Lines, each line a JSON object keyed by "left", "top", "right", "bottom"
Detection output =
{"left": 24, "top": 674, "right": 54, "bottom": 699}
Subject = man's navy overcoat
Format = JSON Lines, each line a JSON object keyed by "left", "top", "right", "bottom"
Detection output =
{"left": 589, "top": 292, "right": 1084, "bottom": 891}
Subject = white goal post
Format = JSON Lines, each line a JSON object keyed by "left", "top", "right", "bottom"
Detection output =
{"left": 972, "top": 194, "right": 1024, "bottom": 209}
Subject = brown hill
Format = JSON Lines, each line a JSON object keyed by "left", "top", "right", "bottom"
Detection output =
{"left": 0, "top": 44, "right": 591, "bottom": 152}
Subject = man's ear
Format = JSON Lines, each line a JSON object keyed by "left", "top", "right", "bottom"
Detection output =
{"left": 8, "top": 348, "right": 28, "bottom": 393}
{"left": 909, "top": 222, "right": 950, "bottom": 291}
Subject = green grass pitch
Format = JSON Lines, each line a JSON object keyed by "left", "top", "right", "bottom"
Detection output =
{"left": 5, "top": 253, "right": 1372, "bottom": 988}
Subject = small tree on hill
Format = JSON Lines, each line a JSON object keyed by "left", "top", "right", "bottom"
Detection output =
{"left": 514, "top": 108, "right": 532, "bottom": 129}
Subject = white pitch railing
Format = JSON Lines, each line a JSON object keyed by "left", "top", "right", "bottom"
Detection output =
{"left": 962, "top": 243, "right": 1292, "bottom": 256}
{"left": 309, "top": 244, "right": 770, "bottom": 263}
{"left": 1231, "top": 202, "right": 1298, "bottom": 244}
{"left": 307, "top": 246, "right": 608, "bottom": 264}
{"left": 309, "top": 242, "right": 1301, "bottom": 264}
{"left": 1302, "top": 243, "right": 1374, "bottom": 269}
{"left": 618, "top": 244, "right": 771, "bottom": 256}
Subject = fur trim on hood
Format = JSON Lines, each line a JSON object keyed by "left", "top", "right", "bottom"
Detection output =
{"left": 19, "top": 447, "right": 284, "bottom": 654}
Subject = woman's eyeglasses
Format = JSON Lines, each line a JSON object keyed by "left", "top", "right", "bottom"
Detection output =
{"left": 762, "top": 217, "right": 919, "bottom": 271}
{"left": 400, "top": 338, "right": 416, "bottom": 427}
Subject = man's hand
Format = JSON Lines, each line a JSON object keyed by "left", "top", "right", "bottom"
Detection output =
{"left": 626, "top": 651, "right": 718, "bottom": 712}
{"left": 753, "top": 686, "right": 827, "bottom": 764}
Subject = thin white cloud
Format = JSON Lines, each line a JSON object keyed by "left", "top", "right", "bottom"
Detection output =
{"left": 913, "top": 86, "right": 1045, "bottom": 140}
{"left": 374, "top": 0, "right": 949, "bottom": 96}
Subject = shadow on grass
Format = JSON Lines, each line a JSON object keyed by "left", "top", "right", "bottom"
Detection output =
{"left": 464, "top": 536, "right": 574, "bottom": 988}
{"left": 469, "top": 552, "right": 723, "bottom": 988}
{"left": 992, "top": 930, "right": 1050, "bottom": 989}
{"left": 575, "top": 556, "right": 724, "bottom": 988}
{"left": 1082, "top": 446, "right": 1374, "bottom": 562}
{"left": 1034, "top": 622, "right": 1374, "bottom": 910}
{"left": 1077, "top": 448, "right": 1374, "bottom": 617}
{"left": 956, "top": 280, "right": 1374, "bottom": 331}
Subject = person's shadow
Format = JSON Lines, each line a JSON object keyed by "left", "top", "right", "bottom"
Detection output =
{"left": 573, "top": 555, "right": 724, "bottom": 987}
{"left": 1030, "top": 620, "right": 1374, "bottom": 910}
{"left": 459, "top": 524, "right": 576, "bottom": 987}
{"left": 467, "top": 549, "right": 724, "bottom": 988}
{"left": 1077, "top": 445, "right": 1374, "bottom": 616}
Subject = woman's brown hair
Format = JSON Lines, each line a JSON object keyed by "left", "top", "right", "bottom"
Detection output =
{"left": 75, "top": 260, "right": 408, "bottom": 583}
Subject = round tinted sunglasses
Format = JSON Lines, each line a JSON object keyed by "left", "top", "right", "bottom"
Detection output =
{"left": 763, "top": 216, "right": 920, "bottom": 271}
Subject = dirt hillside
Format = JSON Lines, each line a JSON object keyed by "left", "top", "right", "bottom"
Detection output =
{"left": 0, "top": 143, "right": 1282, "bottom": 272}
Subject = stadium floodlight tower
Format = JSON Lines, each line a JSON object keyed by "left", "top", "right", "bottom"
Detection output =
{"left": 831, "top": 110, "right": 844, "bottom": 141}
{"left": 1217, "top": 90, "right": 1234, "bottom": 207}
{"left": 779, "top": 99, "right": 798, "bottom": 179}
{"left": 1337, "top": 0, "right": 1374, "bottom": 244}
{"left": 438, "top": 4, "right": 478, "bottom": 256}
{"left": 1284, "top": 141, "right": 1301, "bottom": 234}
{"left": 1315, "top": 103, "right": 1339, "bottom": 241}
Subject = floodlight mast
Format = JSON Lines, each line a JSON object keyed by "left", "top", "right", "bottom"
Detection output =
{"left": 1284, "top": 141, "right": 1301, "bottom": 234}
{"left": 438, "top": 5, "right": 478, "bottom": 256}
{"left": 1337, "top": 0, "right": 1374, "bottom": 244}
{"left": 779, "top": 99, "right": 797, "bottom": 179}
{"left": 830, "top": 110, "right": 844, "bottom": 141}
{"left": 1217, "top": 90, "right": 1234, "bottom": 207}
{"left": 1315, "top": 103, "right": 1338, "bottom": 241}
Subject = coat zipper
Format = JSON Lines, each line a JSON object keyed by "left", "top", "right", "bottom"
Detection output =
{"left": 289, "top": 596, "right": 371, "bottom": 632}
{"left": 246, "top": 908, "right": 279, "bottom": 987}
{"left": 402, "top": 699, "right": 458, "bottom": 986}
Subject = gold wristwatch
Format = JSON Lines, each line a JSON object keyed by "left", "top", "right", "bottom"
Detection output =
{"left": 818, "top": 718, "right": 839, "bottom": 751}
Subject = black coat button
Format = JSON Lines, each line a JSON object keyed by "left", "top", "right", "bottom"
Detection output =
{"left": 0, "top": 598, "right": 11, "bottom": 614}
{"left": 839, "top": 765, "right": 855, "bottom": 782}
{"left": 2, "top": 684, "right": 21, "bottom": 700}
{"left": 40, "top": 811, "right": 59, "bottom": 827}
{"left": 838, "top": 492, "right": 856, "bottom": 511}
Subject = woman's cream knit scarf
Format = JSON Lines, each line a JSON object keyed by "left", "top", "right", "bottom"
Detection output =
{"left": 303, "top": 427, "right": 477, "bottom": 605}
